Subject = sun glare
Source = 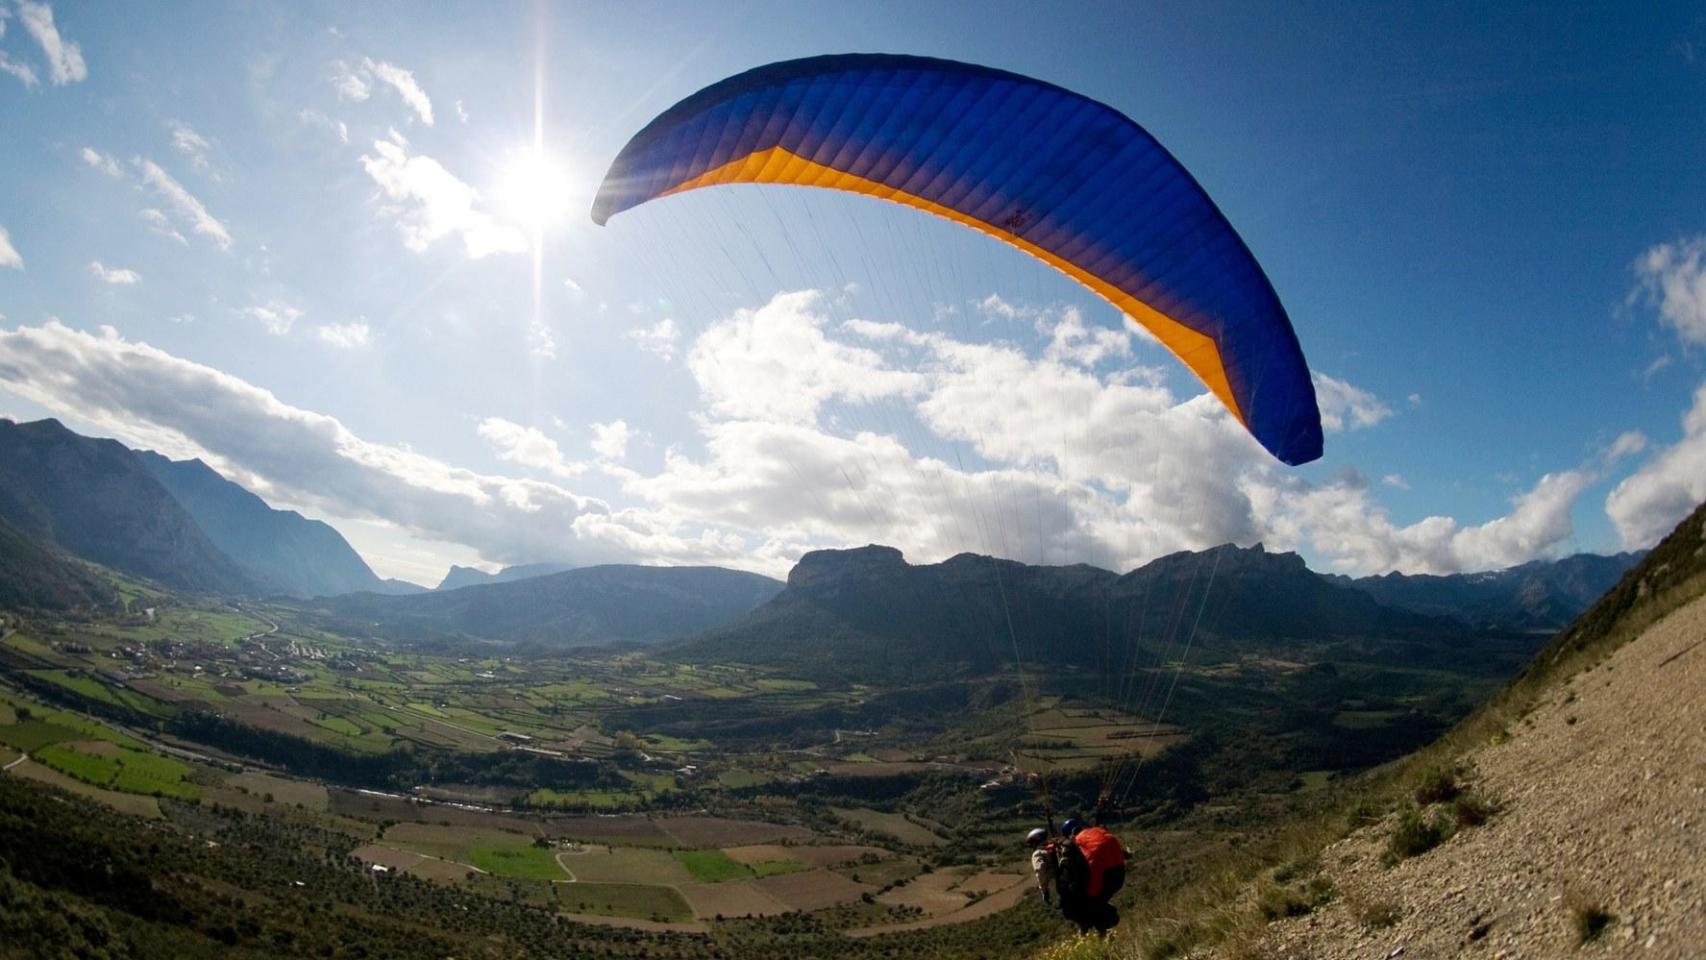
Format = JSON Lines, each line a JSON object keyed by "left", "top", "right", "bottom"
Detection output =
{"left": 494, "top": 147, "right": 576, "bottom": 231}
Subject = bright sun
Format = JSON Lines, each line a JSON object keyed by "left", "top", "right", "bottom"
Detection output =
{"left": 493, "top": 147, "right": 576, "bottom": 232}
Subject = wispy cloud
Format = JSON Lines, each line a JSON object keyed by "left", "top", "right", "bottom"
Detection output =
{"left": 362, "top": 57, "right": 433, "bottom": 125}
{"left": 79, "top": 146, "right": 120, "bottom": 176}
{"left": 0, "top": 10, "right": 39, "bottom": 88}
{"left": 331, "top": 59, "right": 369, "bottom": 101}
{"left": 0, "top": 225, "right": 21, "bottom": 269}
{"left": 625, "top": 317, "right": 679, "bottom": 360}
{"left": 88, "top": 261, "right": 140, "bottom": 285}
{"left": 315, "top": 321, "right": 370, "bottom": 349}
{"left": 332, "top": 56, "right": 434, "bottom": 125}
{"left": 138, "top": 209, "right": 187, "bottom": 245}
{"left": 526, "top": 319, "right": 556, "bottom": 359}
{"left": 243, "top": 300, "right": 302, "bottom": 336}
{"left": 360, "top": 133, "right": 525, "bottom": 258}
{"left": 16, "top": 0, "right": 84, "bottom": 85}
{"left": 297, "top": 109, "right": 349, "bottom": 144}
{"left": 169, "top": 121, "right": 217, "bottom": 177}
{"left": 134, "top": 158, "right": 232, "bottom": 249}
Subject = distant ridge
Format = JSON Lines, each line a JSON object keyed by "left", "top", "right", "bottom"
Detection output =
{"left": 325, "top": 564, "right": 784, "bottom": 647}
{"left": 0, "top": 419, "right": 251, "bottom": 595}
{"left": 1334, "top": 552, "right": 1642, "bottom": 632}
{"left": 435, "top": 561, "right": 576, "bottom": 591}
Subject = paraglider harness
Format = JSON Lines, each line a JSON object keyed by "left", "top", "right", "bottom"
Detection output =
{"left": 1054, "top": 826, "right": 1125, "bottom": 903}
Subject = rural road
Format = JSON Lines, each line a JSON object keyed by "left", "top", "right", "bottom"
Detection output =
{"left": 2, "top": 752, "right": 26, "bottom": 771}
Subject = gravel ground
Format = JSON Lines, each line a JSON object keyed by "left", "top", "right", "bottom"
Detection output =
{"left": 1215, "top": 590, "right": 1706, "bottom": 960}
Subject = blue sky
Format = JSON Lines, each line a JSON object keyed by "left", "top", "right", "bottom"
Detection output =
{"left": 1, "top": 0, "right": 1704, "bottom": 585}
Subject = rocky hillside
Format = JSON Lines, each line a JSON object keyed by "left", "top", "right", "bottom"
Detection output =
{"left": 1169, "top": 500, "right": 1706, "bottom": 960}
{"left": 0, "top": 515, "right": 111, "bottom": 611}
{"left": 137, "top": 451, "right": 406, "bottom": 598}
{"left": 0, "top": 419, "right": 251, "bottom": 595}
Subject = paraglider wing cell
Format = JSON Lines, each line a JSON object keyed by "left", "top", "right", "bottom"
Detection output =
{"left": 593, "top": 53, "right": 1322, "bottom": 466}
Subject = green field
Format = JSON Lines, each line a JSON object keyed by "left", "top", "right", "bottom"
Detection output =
{"left": 750, "top": 858, "right": 809, "bottom": 878}
{"left": 33, "top": 743, "right": 199, "bottom": 800}
{"left": 468, "top": 843, "right": 566, "bottom": 881}
{"left": 556, "top": 881, "right": 695, "bottom": 922}
{"left": 0, "top": 720, "right": 87, "bottom": 752}
{"left": 675, "top": 848, "right": 752, "bottom": 883}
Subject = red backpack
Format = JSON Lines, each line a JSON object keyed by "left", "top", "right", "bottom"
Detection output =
{"left": 1072, "top": 826, "right": 1126, "bottom": 898}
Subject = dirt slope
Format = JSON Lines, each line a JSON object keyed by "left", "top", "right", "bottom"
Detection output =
{"left": 1218, "top": 590, "right": 1706, "bottom": 959}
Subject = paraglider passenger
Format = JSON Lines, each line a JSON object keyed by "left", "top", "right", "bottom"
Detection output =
{"left": 1031, "top": 818, "right": 1125, "bottom": 932}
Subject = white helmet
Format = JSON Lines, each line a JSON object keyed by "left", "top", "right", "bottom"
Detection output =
{"left": 1026, "top": 827, "right": 1048, "bottom": 846}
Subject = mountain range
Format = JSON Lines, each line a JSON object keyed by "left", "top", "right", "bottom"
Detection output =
{"left": 0, "top": 418, "right": 412, "bottom": 599}
{"left": 0, "top": 418, "right": 1643, "bottom": 659}
{"left": 324, "top": 564, "right": 784, "bottom": 648}
{"left": 674, "top": 541, "right": 1641, "bottom": 680}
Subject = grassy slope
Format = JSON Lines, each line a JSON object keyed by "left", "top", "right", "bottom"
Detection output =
{"left": 1076, "top": 499, "right": 1706, "bottom": 960}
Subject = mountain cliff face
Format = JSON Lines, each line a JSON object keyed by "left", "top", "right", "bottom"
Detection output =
{"left": 676, "top": 543, "right": 1461, "bottom": 679}
{"left": 136, "top": 451, "right": 398, "bottom": 598}
{"left": 0, "top": 419, "right": 250, "bottom": 595}
{"left": 435, "top": 561, "right": 576, "bottom": 591}
{"left": 325, "top": 564, "right": 784, "bottom": 647}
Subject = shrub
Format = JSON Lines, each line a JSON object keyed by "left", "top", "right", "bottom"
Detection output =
{"left": 1344, "top": 891, "right": 1400, "bottom": 929}
{"left": 1566, "top": 890, "right": 1614, "bottom": 944}
{"left": 1384, "top": 805, "right": 1452, "bottom": 863}
{"left": 1256, "top": 877, "right": 1334, "bottom": 920}
{"left": 1451, "top": 790, "right": 1495, "bottom": 828}
{"left": 1412, "top": 765, "right": 1461, "bottom": 805}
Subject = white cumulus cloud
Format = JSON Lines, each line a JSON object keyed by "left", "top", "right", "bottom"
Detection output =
{"left": 1633, "top": 237, "right": 1706, "bottom": 349}
{"left": 688, "top": 290, "right": 923, "bottom": 424}
{"left": 1606, "top": 383, "right": 1706, "bottom": 549}
{"left": 478, "top": 417, "right": 585, "bottom": 479}
{"left": 0, "top": 321, "right": 640, "bottom": 568}
{"left": 1313, "top": 372, "right": 1393, "bottom": 433}
{"left": 360, "top": 135, "right": 525, "bottom": 258}
{"left": 590, "top": 420, "right": 631, "bottom": 460}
